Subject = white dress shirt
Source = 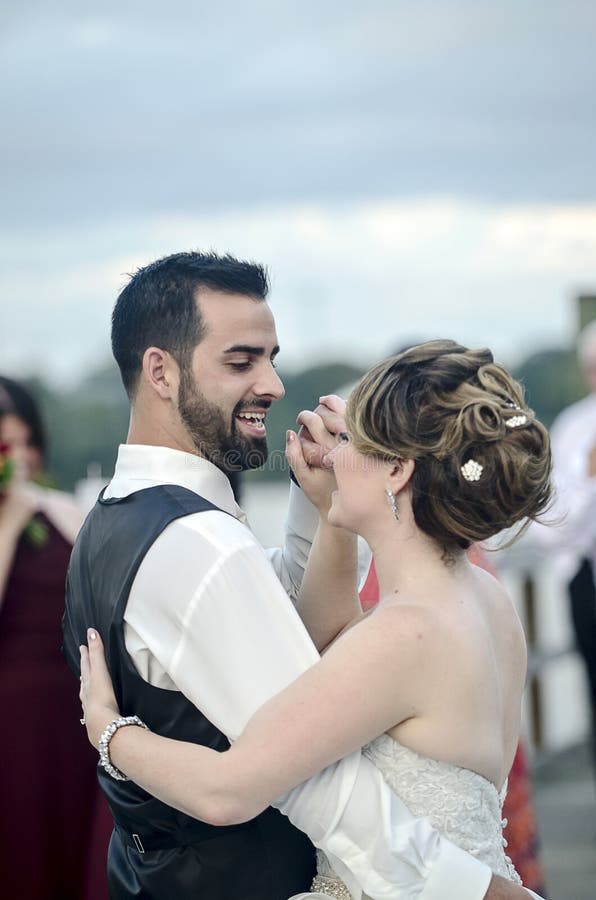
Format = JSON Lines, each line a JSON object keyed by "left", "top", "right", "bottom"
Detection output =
{"left": 530, "top": 393, "right": 596, "bottom": 581}
{"left": 104, "top": 444, "right": 494, "bottom": 900}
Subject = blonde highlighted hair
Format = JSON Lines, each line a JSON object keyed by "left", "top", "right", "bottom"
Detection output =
{"left": 346, "top": 340, "right": 552, "bottom": 552}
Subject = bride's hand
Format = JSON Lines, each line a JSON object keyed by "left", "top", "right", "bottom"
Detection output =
{"left": 79, "top": 629, "right": 121, "bottom": 747}
{"left": 286, "top": 420, "right": 337, "bottom": 516}
{"left": 298, "top": 395, "right": 347, "bottom": 470}
{"left": 286, "top": 395, "right": 347, "bottom": 514}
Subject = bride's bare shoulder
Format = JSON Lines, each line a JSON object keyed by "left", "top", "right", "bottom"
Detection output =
{"left": 361, "top": 599, "right": 447, "bottom": 653}
{"left": 468, "top": 562, "right": 525, "bottom": 627}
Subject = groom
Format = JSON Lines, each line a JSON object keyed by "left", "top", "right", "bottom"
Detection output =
{"left": 63, "top": 251, "right": 532, "bottom": 900}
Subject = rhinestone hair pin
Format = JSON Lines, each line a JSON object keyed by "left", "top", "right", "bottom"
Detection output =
{"left": 504, "top": 400, "right": 528, "bottom": 428}
{"left": 505, "top": 414, "right": 528, "bottom": 428}
{"left": 461, "top": 459, "right": 483, "bottom": 482}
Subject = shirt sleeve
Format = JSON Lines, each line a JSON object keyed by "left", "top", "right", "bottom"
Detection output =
{"left": 277, "top": 750, "right": 493, "bottom": 900}
{"left": 265, "top": 481, "right": 320, "bottom": 600}
{"left": 266, "top": 480, "right": 372, "bottom": 601}
{"left": 126, "top": 522, "right": 492, "bottom": 899}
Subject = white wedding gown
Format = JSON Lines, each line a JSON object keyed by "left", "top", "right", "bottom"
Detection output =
{"left": 291, "top": 733, "right": 522, "bottom": 899}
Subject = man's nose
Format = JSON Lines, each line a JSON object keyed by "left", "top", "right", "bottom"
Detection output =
{"left": 254, "top": 363, "right": 285, "bottom": 400}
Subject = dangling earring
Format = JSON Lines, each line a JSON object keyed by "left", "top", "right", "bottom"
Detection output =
{"left": 385, "top": 489, "right": 399, "bottom": 522}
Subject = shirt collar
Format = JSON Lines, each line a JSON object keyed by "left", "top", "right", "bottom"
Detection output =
{"left": 107, "top": 444, "right": 242, "bottom": 518}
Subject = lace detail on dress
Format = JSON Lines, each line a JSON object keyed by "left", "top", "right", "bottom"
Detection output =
{"left": 309, "top": 733, "right": 521, "bottom": 898}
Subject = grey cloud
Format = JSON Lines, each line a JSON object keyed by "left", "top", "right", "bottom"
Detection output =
{"left": 1, "top": 0, "right": 596, "bottom": 229}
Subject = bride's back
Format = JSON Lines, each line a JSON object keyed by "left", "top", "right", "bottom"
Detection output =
{"left": 384, "top": 562, "right": 526, "bottom": 790}
{"left": 339, "top": 341, "right": 551, "bottom": 789}
{"left": 334, "top": 340, "right": 552, "bottom": 795}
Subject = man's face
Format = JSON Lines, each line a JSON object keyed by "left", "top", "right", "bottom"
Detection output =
{"left": 177, "top": 288, "right": 285, "bottom": 472}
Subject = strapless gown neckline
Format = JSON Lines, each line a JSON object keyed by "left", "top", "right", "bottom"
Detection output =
{"left": 368, "top": 732, "right": 509, "bottom": 804}
{"left": 307, "top": 732, "right": 521, "bottom": 899}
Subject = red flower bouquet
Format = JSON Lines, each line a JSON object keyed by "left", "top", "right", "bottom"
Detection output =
{"left": 0, "top": 442, "right": 48, "bottom": 547}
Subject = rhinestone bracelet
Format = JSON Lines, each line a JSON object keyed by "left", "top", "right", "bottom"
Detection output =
{"left": 98, "top": 716, "right": 150, "bottom": 781}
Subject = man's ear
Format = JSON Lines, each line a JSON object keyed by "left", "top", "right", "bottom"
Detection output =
{"left": 141, "top": 347, "right": 179, "bottom": 400}
{"left": 386, "top": 458, "right": 415, "bottom": 495}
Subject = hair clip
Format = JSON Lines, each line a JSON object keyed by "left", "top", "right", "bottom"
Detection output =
{"left": 461, "top": 459, "right": 483, "bottom": 482}
{"left": 505, "top": 414, "right": 527, "bottom": 428}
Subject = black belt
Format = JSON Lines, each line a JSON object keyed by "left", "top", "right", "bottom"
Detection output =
{"left": 114, "top": 821, "right": 249, "bottom": 854}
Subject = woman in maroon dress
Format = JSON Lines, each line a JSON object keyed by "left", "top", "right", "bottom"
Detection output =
{"left": 0, "top": 377, "right": 109, "bottom": 900}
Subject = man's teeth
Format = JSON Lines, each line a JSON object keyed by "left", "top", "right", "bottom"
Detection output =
{"left": 237, "top": 412, "right": 266, "bottom": 428}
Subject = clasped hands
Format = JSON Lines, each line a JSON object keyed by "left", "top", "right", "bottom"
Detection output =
{"left": 286, "top": 394, "right": 346, "bottom": 515}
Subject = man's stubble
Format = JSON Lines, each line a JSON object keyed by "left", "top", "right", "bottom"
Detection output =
{"left": 177, "top": 365, "right": 269, "bottom": 473}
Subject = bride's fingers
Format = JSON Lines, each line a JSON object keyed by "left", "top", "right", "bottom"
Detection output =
{"left": 314, "top": 395, "right": 347, "bottom": 436}
{"left": 86, "top": 628, "right": 119, "bottom": 703}
{"left": 318, "top": 394, "right": 346, "bottom": 414}
{"left": 87, "top": 628, "right": 108, "bottom": 676}
{"left": 285, "top": 430, "right": 308, "bottom": 475}
{"left": 296, "top": 412, "right": 335, "bottom": 467}
{"left": 298, "top": 409, "right": 343, "bottom": 451}
{"left": 80, "top": 644, "right": 90, "bottom": 680}
{"left": 87, "top": 627, "right": 104, "bottom": 657}
{"left": 313, "top": 407, "right": 345, "bottom": 437}
{"left": 296, "top": 410, "right": 327, "bottom": 442}
{"left": 79, "top": 645, "right": 90, "bottom": 703}
{"left": 298, "top": 431, "right": 329, "bottom": 468}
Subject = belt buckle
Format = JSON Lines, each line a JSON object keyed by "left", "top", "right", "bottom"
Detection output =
{"left": 132, "top": 833, "right": 145, "bottom": 854}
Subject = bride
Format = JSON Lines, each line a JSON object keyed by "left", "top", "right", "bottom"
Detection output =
{"left": 79, "top": 341, "right": 551, "bottom": 899}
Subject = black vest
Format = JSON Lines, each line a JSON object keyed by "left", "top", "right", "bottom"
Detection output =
{"left": 62, "top": 484, "right": 315, "bottom": 900}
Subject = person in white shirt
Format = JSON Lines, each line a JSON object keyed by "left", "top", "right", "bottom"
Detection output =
{"left": 65, "top": 253, "right": 534, "bottom": 900}
{"left": 530, "top": 320, "right": 596, "bottom": 777}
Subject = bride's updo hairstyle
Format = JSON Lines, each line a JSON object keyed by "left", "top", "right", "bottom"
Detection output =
{"left": 346, "top": 340, "right": 552, "bottom": 554}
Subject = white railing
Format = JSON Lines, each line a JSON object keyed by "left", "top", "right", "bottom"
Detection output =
{"left": 495, "top": 539, "right": 590, "bottom": 762}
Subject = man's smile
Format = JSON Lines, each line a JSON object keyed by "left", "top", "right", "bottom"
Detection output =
{"left": 235, "top": 409, "right": 268, "bottom": 437}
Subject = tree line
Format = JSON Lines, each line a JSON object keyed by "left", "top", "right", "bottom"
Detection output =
{"left": 20, "top": 346, "right": 586, "bottom": 492}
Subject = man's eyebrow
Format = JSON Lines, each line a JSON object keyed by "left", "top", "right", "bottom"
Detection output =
{"left": 223, "top": 344, "right": 280, "bottom": 357}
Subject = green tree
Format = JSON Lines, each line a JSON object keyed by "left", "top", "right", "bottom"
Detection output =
{"left": 24, "top": 360, "right": 365, "bottom": 490}
{"left": 512, "top": 348, "right": 586, "bottom": 428}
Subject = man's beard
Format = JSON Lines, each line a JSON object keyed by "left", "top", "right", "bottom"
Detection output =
{"left": 178, "top": 368, "right": 269, "bottom": 473}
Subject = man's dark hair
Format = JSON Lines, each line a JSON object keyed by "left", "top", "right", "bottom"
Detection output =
{"left": 111, "top": 251, "right": 270, "bottom": 397}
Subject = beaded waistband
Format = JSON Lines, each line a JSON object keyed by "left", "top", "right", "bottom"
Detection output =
{"left": 310, "top": 873, "right": 353, "bottom": 899}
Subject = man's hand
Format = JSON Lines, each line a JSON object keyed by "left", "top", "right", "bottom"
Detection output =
{"left": 287, "top": 395, "right": 347, "bottom": 513}
{"left": 298, "top": 394, "right": 346, "bottom": 470}
{"left": 286, "top": 422, "right": 337, "bottom": 515}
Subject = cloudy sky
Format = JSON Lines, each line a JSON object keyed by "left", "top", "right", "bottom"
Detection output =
{"left": 2, "top": 1, "right": 596, "bottom": 384}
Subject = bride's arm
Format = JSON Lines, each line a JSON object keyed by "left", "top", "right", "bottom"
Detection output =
{"left": 81, "top": 601, "right": 427, "bottom": 825}
{"left": 82, "top": 622, "right": 530, "bottom": 898}
{"left": 294, "top": 516, "right": 361, "bottom": 651}
{"left": 287, "top": 403, "right": 364, "bottom": 650}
